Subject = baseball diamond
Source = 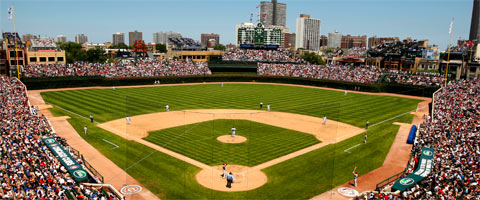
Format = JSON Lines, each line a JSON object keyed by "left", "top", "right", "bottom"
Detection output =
{"left": 36, "top": 83, "right": 424, "bottom": 199}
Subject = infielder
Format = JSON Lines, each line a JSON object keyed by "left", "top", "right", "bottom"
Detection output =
{"left": 231, "top": 126, "right": 236, "bottom": 137}
{"left": 166, "top": 104, "right": 169, "bottom": 112}
{"left": 323, "top": 115, "right": 327, "bottom": 125}
{"left": 84, "top": 126, "right": 88, "bottom": 135}
{"left": 260, "top": 102, "right": 263, "bottom": 109}
{"left": 267, "top": 104, "right": 270, "bottom": 112}
{"left": 126, "top": 115, "right": 130, "bottom": 125}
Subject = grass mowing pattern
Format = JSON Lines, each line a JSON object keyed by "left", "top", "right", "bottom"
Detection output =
{"left": 42, "top": 83, "right": 421, "bottom": 199}
{"left": 41, "top": 84, "right": 421, "bottom": 128}
{"left": 144, "top": 119, "right": 320, "bottom": 166}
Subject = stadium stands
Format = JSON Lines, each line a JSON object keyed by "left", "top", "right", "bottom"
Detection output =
{"left": 0, "top": 75, "right": 121, "bottom": 199}
{"left": 23, "top": 58, "right": 211, "bottom": 78}
{"left": 222, "top": 49, "right": 304, "bottom": 63}
{"left": 2, "top": 32, "right": 24, "bottom": 49}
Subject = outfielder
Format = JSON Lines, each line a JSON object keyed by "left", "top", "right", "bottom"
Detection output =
{"left": 267, "top": 104, "right": 270, "bottom": 112}
{"left": 366, "top": 120, "right": 369, "bottom": 129}
{"left": 344, "top": 90, "right": 347, "bottom": 96}
{"left": 364, "top": 133, "right": 367, "bottom": 144}
{"left": 90, "top": 114, "right": 93, "bottom": 123}
{"left": 231, "top": 126, "right": 236, "bottom": 137}
{"left": 221, "top": 82, "right": 224, "bottom": 87}
{"left": 166, "top": 104, "right": 169, "bottom": 112}
{"left": 84, "top": 126, "right": 88, "bottom": 135}
{"left": 260, "top": 102, "right": 263, "bottom": 109}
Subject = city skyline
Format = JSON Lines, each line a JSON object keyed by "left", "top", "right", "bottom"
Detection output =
{"left": 0, "top": 0, "right": 473, "bottom": 50}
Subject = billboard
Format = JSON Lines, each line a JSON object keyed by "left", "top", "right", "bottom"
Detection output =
{"left": 422, "top": 49, "right": 439, "bottom": 60}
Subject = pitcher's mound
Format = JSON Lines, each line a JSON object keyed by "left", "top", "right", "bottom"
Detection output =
{"left": 217, "top": 135, "right": 247, "bottom": 144}
{"left": 195, "top": 165, "right": 267, "bottom": 192}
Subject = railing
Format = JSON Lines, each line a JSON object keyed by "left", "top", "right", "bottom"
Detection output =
{"left": 82, "top": 183, "right": 124, "bottom": 200}
{"left": 431, "top": 87, "right": 443, "bottom": 120}
{"left": 376, "top": 149, "right": 416, "bottom": 189}
{"left": 82, "top": 155, "right": 104, "bottom": 183}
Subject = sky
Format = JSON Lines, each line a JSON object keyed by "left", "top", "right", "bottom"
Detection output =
{"left": 0, "top": 0, "right": 474, "bottom": 50}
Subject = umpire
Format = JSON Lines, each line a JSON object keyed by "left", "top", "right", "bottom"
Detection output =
{"left": 226, "top": 172, "right": 234, "bottom": 188}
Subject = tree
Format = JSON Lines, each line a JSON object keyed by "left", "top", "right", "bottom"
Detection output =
{"left": 155, "top": 43, "right": 167, "bottom": 53}
{"left": 58, "top": 42, "right": 86, "bottom": 63}
{"left": 301, "top": 52, "right": 326, "bottom": 65}
{"left": 110, "top": 43, "right": 129, "bottom": 49}
{"left": 86, "top": 47, "right": 107, "bottom": 63}
{"left": 213, "top": 44, "right": 226, "bottom": 51}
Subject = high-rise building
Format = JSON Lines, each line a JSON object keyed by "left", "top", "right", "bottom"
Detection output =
{"left": 295, "top": 14, "right": 321, "bottom": 51}
{"left": 341, "top": 35, "right": 367, "bottom": 49}
{"left": 320, "top": 35, "right": 328, "bottom": 47}
{"left": 282, "top": 33, "right": 295, "bottom": 48}
{"left": 129, "top": 30, "right": 143, "bottom": 46}
{"left": 57, "top": 35, "right": 67, "bottom": 43}
{"left": 259, "top": 0, "right": 286, "bottom": 27}
{"left": 74, "top": 34, "right": 88, "bottom": 44}
{"left": 153, "top": 32, "right": 182, "bottom": 44}
{"left": 327, "top": 30, "right": 342, "bottom": 49}
{"left": 112, "top": 32, "right": 125, "bottom": 46}
{"left": 201, "top": 33, "right": 220, "bottom": 47}
{"left": 236, "top": 22, "right": 282, "bottom": 46}
{"left": 469, "top": 0, "right": 480, "bottom": 41}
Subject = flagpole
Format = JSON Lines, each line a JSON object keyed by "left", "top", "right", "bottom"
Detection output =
{"left": 445, "top": 18, "right": 454, "bottom": 87}
{"left": 12, "top": 5, "right": 20, "bottom": 79}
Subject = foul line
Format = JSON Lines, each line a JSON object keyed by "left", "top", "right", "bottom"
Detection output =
{"left": 102, "top": 139, "right": 119, "bottom": 149}
{"left": 344, "top": 144, "right": 361, "bottom": 154}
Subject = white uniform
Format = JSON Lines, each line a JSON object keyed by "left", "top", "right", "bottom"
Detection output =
{"left": 126, "top": 116, "right": 130, "bottom": 125}
{"left": 113, "top": 86, "right": 115, "bottom": 91}
{"left": 166, "top": 105, "right": 169, "bottom": 112}
{"left": 231, "top": 127, "right": 236, "bottom": 137}
{"left": 84, "top": 126, "right": 88, "bottom": 135}
{"left": 364, "top": 134, "right": 367, "bottom": 144}
{"left": 323, "top": 116, "right": 327, "bottom": 125}
{"left": 221, "top": 82, "right": 224, "bottom": 87}
{"left": 267, "top": 104, "right": 270, "bottom": 111}
{"left": 344, "top": 90, "right": 347, "bottom": 95}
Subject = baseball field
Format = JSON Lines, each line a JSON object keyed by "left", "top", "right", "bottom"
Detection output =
{"left": 40, "top": 83, "right": 421, "bottom": 199}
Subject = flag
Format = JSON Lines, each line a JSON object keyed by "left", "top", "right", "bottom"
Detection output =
{"left": 7, "top": 5, "right": 13, "bottom": 20}
{"left": 256, "top": 5, "right": 259, "bottom": 8}
{"left": 448, "top": 18, "right": 454, "bottom": 35}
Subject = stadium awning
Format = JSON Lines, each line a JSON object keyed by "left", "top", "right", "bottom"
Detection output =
{"left": 392, "top": 147, "right": 434, "bottom": 191}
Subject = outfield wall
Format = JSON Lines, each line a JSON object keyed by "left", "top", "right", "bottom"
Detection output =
{"left": 21, "top": 75, "right": 438, "bottom": 97}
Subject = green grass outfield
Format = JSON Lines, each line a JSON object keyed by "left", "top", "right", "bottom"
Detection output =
{"left": 145, "top": 119, "right": 320, "bottom": 166}
{"left": 41, "top": 83, "right": 421, "bottom": 199}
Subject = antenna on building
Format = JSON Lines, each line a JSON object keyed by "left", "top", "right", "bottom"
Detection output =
{"left": 250, "top": 13, "right": 253, "bottom": 23}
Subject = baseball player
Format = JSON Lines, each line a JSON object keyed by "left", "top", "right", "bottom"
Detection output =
{"left": 260, "top": 102, "right": 263, "bottom": 109}
{"left": 126, "top": 115, "right": 130, "bottom": 125}
{"left": 344, "top": 90, "right": 347, "bottom": 96}
{"left": 90, "top": 114, "right": 93, "bottom": 123}
{"left": 166, "top": 104, "right": 169, "bottom": 112}
{"left": 267, "top": 104, "right": 270, "bottom": 112}
{"left": 364, "top": 133, "right": 368, "bottom": 144}
{"left": 112, "top": 86, "right": 115, "bottom": 91}
{"left": 366, "top": 120, "right": 369, "bottom": 129}
{"left": 323, "top": 115, "right": 327, "bottom": 125}
{"left": 353, "top": 171, "right": 358, "bottom": 187}
{"left": 221, "top": 163, "right": 227, "bottom": 179}
{"left": 231, "top": 126, "right": 236, "bottom": 137}
{"left": 84, "top": 126, "right": 88, "bottom": 135}
{"left": 221, "top": 82, "right": 224, "bottom": 87}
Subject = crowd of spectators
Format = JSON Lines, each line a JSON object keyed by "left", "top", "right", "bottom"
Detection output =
{"left": 384, "top": 70, "right": 445, "bottom": 87}
{"left": 341, "top": 47, "right": 367, "bottom": 58}
{"left": 2, "top": 32, "right": 24, "bottom": 48}
{"left": 400, "top": 80, "right": 480, "bottom": 199}
{"left": 0, "top": 75, "right": 120, "bottom": 199}
{"left": 222, "top": 49, "right": 304, "bottom": 63}
{"left": 258, "top": 63, "right": 383, "bottom": 84}
{"left": 169, "top": 37, "right": 201, "bottom": 49}
{"left": 23, "top": 58, "right": 211, "bottom": 78}
{"left": 30, "top": 37, "right": 57, "bottom": 48}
